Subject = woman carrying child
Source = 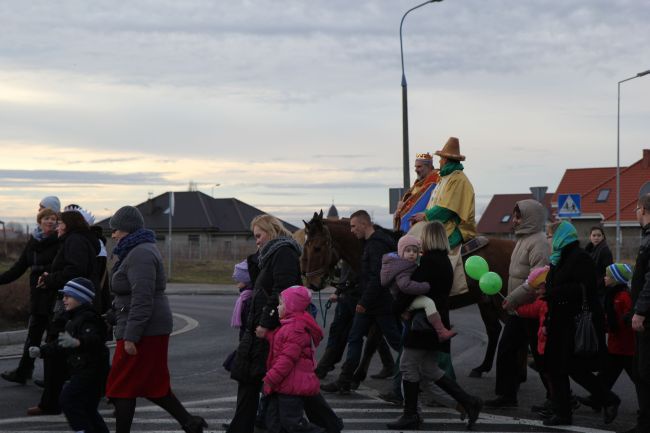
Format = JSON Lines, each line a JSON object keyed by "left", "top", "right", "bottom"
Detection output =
{"left": 387, "top": 222, "right": 482, "bottom": 430}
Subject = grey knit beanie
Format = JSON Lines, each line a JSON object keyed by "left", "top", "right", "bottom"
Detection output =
{"left": 39, "top": 196, "right": 61, "bottom": 213}
{"left": 109, "top": 206, "right": 144, "bottom": 233}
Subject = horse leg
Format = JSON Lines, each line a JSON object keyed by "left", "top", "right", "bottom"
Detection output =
{"left": 469, "top": 301, "right": 502, "bottom": 378}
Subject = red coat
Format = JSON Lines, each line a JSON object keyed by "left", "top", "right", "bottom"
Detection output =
{"left": 263, "top": 311, "right": 323, "bottom": 396}
{"left": 516, "top": 298, "right": 548, "bottom": 355}
{"left": 607, "top": 290, "right": 634, "bottom": 356}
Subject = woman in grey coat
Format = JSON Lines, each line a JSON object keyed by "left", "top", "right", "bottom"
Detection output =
{"left": 104, "top": 206, "right": 206, "bottom": 433}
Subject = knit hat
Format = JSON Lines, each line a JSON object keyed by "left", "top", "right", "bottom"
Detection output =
{"left": 281, "top": 285, "right": 312, "bottom": 315}
{"left": 527, "top": 265, "right": 550, "bottom": 289}
{"left": 59, "top": 277, "right": 95, "bottom": 304}
{"left": 398, "top": 234, "right": 421, "bottom": 258}
{"left": 39, "top": 196, "right": 61, "bottom": 213}
{"left": 233, "top": 260, "right": 251, "bottom": 285}
{"left": 606, "top": 263, "right": 633, "bottom": 285}
{"left": 109, "top": 206, "right": 144, "bottom": 233}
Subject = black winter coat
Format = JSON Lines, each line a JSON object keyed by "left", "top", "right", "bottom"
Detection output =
{"left": 231, "top": 239, "right": 302, "bottom": 383}
{"left": 544, "top": 241, "right": 606, "bottom": 373}
{"left": 631, "top": 224, "right": 650, "bottom": 319}
{"left": 40, "top": 303, "right": 109, "bottom": 380}
{"left": 403, "top": 249, "right": 453, "bottom": 352}
{"left": 43, "top": 229, "right": 101, "bottom": 293}
{"left": 0, "top": 233, "right": 59, "bottom": 315}
{"left": 358, "top": 230, "right": 397, "bottom": 315}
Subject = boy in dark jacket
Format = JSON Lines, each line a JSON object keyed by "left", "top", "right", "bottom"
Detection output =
{"left": 29, "top": 277, "right": 109, "bottom": 433}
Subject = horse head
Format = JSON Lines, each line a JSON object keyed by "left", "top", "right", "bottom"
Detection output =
{"left": 301, "top": 210, "right": 339, "bottom": 291}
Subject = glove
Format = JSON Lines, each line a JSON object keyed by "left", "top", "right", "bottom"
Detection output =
{"left": 28, "top": 346, "right": 41, "bottom": 358}
{"left": 58, "top": 332, "right": 80, "bottom": 348}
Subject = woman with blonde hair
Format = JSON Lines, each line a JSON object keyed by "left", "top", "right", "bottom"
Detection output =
{"left": 388, "top": 221, "right": 482, "bottom": 430}
{"left": 227, "top": 214, "right": 302, "bottom": 433}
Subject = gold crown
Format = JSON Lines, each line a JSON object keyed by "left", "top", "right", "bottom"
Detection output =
{"left": 416, "top": 152, "right": 433, "bottom": 160}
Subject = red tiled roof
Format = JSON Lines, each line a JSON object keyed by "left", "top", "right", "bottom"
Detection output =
{"left": 552, "top": 149, "right": 650, "bottom": 223}
{"left": 477, "top": 193, "right": 553, "bottom": 235}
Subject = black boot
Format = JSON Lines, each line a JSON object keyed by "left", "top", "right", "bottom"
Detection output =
{"left": 315, "top": 346, "right": 339, "bottom": 379}
{"left": 435, "top": 375, "right": 483, "bottom": 429}
{"left": 1, "top": 369, "right": 29, "bottom": 385}
{"left": 386, "top": 380, "right": 421, "bottom": 430}
{"left": 182, "top": 415, "right": 207, "bottom": 433}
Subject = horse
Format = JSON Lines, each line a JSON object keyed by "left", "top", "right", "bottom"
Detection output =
{"left": 301, "top": 210, "right": 515, "bottom": 378}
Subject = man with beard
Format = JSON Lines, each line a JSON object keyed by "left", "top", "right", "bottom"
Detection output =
{"left": 393, "top": 153, "right": 439, "bottom": 233}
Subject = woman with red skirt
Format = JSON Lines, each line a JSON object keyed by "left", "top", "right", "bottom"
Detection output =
{"left": 105, "top": 206, "right": 206, "bottom": 433}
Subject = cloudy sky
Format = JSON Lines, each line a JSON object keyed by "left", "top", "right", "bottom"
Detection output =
{"left": 1, "top": 0, "right": 649, "bottom": 229}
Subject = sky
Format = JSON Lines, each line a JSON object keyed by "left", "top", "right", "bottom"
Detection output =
{"left": 1, "top": 0, "right": 649, "bottom": 230}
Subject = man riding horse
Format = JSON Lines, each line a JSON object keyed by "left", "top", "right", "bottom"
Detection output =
{"left": 409, "top": 137, "right": 476, "bottom": 295}
{"left": 393, "top": 152, "right": 439, "bottom": 232}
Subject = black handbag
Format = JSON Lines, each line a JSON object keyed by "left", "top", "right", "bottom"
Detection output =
{"left": 574, "top": 285, "right": 600, "bottom": 357}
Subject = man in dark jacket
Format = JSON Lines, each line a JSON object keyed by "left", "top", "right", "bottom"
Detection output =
{"left": 628, "top": 193, "right": 650, "bottom": 433}
{"left": 321, "top": 210, "right": 401, "bottom": 394}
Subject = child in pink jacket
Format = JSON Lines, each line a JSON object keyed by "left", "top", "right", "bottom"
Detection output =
{"left": 516, "top": 266, "right": 550, "bottom": 356}
{"left": 260, "top": 285, "right": 342, "bottom": 433}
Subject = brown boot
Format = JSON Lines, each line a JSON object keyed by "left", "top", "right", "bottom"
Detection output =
{"left": 428, "top": 313, "right": 457, "bottom": 342}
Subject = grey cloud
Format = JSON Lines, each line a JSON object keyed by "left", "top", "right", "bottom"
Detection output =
{"left": 0, "top": 169, "right": 168, "bottom": 185}
{"left": 234, "top": 181, "right": 391, "bottom": 190}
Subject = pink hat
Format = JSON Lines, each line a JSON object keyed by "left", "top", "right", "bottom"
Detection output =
{"left": 398, "top": 234, "right": 421, "bottom": 258}
{"left": 527, "top": 265, "right": 550, "bottom": 289}
{"left": 281, "top": 285, "right": 312, "bottom": 314}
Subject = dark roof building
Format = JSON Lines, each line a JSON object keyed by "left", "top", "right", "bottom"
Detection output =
{"left": 97, "top": 191, "right": 298, "bottom": 234}
{"left": 326, "top": 204, "right": 339, "bottom": 220}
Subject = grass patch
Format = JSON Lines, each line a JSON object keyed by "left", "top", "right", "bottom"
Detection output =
{"left": 0, "top": 258, "right": 30, "bottom": 331}
{"left": 167, "top": 259, "right": 239, "bottom": 284}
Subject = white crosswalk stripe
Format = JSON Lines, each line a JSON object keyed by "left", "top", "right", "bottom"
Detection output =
{"left": 0, "top": 388, "right": 616, "bottom": 433}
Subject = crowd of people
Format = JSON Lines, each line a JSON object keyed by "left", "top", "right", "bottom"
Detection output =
{"left": 1, "top": 137, "right": 649, "bottom": 433}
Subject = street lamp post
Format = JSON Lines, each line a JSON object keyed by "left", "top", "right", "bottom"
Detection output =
{"left": 211, "top": 183, "right": 221, "bottom": 198}
{"left": 400, "top": 0, "right": 443, "bottom": 190}
{"left": 0, "top": 220, "right": 6, "bottom": 258}
{"left": 616, "top": 69, "right": 650, "bottom": 261}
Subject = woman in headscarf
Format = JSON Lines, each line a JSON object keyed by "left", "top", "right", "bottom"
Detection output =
{"left": 543, "top": 221, "right": 620, "bottom": 426}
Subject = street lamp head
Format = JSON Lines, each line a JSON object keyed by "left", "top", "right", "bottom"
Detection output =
{"left": 637, "top": 69, "right": 650, "bottom": 77}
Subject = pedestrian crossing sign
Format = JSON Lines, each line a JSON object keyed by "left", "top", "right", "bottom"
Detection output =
{"left": 557, "top": 193, "right": 581, "bottom": 217}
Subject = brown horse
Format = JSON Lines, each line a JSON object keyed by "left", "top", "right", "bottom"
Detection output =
{"left": 301, "top": 210, "right": 515, "bottom": 378}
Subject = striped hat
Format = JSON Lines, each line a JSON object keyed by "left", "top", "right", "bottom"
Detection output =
{"left": 59, "top": 277, "right": 95, "bottom": 304}
{"left": 606, "top": 263, "right": 633, "bottom": 285}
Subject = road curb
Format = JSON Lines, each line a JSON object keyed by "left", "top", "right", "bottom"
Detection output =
{"left": 0, "top": 329, "right": 26, "bottom": 346}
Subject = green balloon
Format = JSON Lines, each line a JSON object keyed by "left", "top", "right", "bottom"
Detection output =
{"left": 479, "top": 272, "right": 503, "bottom": 295}
{"left": 464, "top": 256, "right": 489, "bottom": 280}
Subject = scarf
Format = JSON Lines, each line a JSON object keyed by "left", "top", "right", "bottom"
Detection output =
{"left": 231, "top": 288, "right": 253, "bottom": 328}
{"left": 439, "top": 160, "right": 464, "bottom": 177}
{"left": 258, "top": 236, "right": 302, "bottom": 269}
{"left": 112, "top": 228, "right": 156, "bottom": 271}
{"left": 549, "top": 221, "right": 578, "bottom": 266}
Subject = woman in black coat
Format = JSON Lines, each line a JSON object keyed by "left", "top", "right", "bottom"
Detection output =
{"left": 388, "top": 222, "right": 482, "bottom": 430}
{"left": 27, "top": 210, "right": 101, "bottom": 416}
{"left": 0, "top": 208, "right": 59, "bottom": 385}
{"left": 227, "top": 215, "right": 302, "bottom": 433}
{"left": 543, "top": 221, "right": 620, "bottom": 426}
{"left": 585, "top": 226, "right": 613, "bottom": 299}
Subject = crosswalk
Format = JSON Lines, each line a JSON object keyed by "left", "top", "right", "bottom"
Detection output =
{"left": 0, "top": 388, "right": 616, "bottom": 433}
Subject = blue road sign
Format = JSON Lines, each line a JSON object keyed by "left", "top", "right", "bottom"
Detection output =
{"left": 557, "top": 193, "right": 581, "bottom": 217}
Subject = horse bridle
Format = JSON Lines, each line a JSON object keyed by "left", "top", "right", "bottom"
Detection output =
{"left": 304, "top": 225, "right": 339, "bottom": 280}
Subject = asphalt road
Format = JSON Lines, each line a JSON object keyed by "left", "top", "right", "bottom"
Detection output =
{"left": 0, "top": 293, "right": 638, "bottom": 432}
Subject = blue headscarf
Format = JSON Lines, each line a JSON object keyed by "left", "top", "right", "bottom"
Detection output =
{"left": 549, "top": 221, "right": 578, "bottom": 265}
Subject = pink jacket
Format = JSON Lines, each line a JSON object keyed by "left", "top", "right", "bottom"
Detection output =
{"left": 263, "top": 286, "right": 324, "bottom": 396}
{"left": 516, "top": 297, "right": 548, "bottom": 355}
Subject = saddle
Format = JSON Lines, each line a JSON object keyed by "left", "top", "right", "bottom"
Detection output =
{"left": 461, "top": 236, "right": 489, "bottom": 258}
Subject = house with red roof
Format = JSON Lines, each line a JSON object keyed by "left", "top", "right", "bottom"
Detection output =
{"left": 552, "top": 149, "right": 650, "bottom": 259}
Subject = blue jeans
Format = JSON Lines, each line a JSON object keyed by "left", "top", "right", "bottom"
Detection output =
{"left": 338, "top": 312, "right": 402, "bottom": 386}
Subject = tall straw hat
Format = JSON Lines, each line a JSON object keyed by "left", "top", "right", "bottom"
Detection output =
{"left": 434, "top": 137, "right": 465, "bottom": 161}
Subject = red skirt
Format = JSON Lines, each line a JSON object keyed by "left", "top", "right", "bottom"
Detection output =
{"left": 106, "top": 335, "right": 171, "bottom": 399}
